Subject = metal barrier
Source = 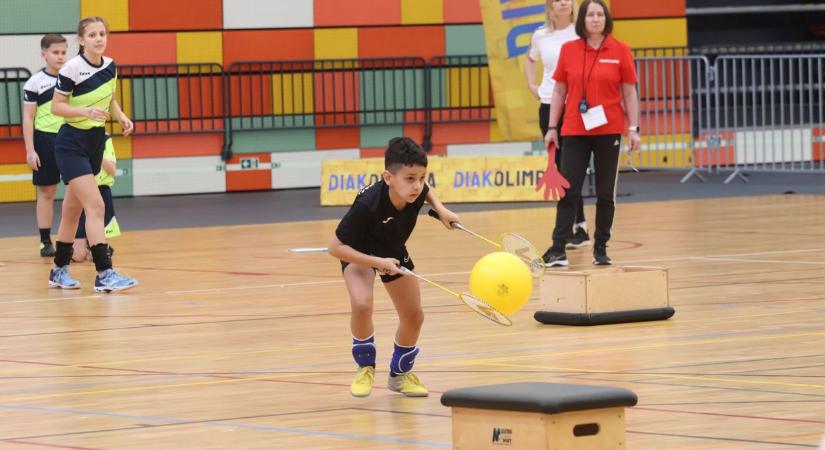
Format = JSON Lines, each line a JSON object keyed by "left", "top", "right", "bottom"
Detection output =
{"left": 223, "top": 58, "right": 428, "bottom": 159}
{"left": 627, "top": 56, "right": 713, "bottom": 181}
{"left": 113, "top": 63, "right": 225, "bottom": 137}
{"left": 709, "top": 54, "right": 825, "bottom": 182}
{"left": 0, "top": 68, "right": 31, "bottom": 140}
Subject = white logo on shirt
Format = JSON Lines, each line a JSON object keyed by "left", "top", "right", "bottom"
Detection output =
{"left": 599, "top": 59, "right": 620, "bottom": 64}
{"left": 382, "top": 217, "right": 395, "bottom": 224}
{"left": 613, "top": 140, "right": 620, "bottom": 146}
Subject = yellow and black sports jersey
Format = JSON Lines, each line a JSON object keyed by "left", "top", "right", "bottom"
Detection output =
{"left": 23, "top": 70, "right": 63, "bottom": 133}
{"left": 55, "top": 54, "right": 117, "bottom": 130}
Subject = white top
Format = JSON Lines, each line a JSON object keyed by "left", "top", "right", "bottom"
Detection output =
{"left": 527, "top": 24, "right": 578, "bottom": 104}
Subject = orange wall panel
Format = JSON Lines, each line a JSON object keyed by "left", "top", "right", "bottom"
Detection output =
{"left": 223, "top": 30, "right": 314, "bottom": 68}
{"left": 430, "top": 122, "right": 489, "bottom": 146}
{"left": 314, "top": 0, "right": 401, "bottom": 27}
{"left": 314, "top": 72, "right": 360, "bottom": 127}
{"left": 178, "top": 76, "right": 224, "bottom": 119}
{"left": 132, "top": 134, "right": 222, "bottom": 158}
{"left": 0, "top": 139, "right": 25, "bottom": 164}
{"left": 316, "top": 127, "right": 360, "bottom": 150}
{"left": 107, "top": 33, "right": 177, "bottom": 65}
{"left": 612, "top": 0, "right": 685, "bottom": 19}
{"left": 444, "top": 0, "right": 483, "bottom": 23}
{"left": 359, "top": 26, "right": 445, "bottom": 60}
{"left": 130, "top": 0, "right": 222, "bottom": 31}
{"left": 228, "top": 74, "right": 273, "bottom": 117}
{"left": 226, "top": 153, "right": 272, "bottom": 192}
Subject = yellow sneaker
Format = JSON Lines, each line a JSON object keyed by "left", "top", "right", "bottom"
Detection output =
{"left": 350, "top": 366, "right": 375, "bottom": 397}
{"left": 387, "top": 372, "right": 428, "bottom": 397}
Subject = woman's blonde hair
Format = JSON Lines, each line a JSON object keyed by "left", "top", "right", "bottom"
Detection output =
{"left": 544, "top": 0, "right": 578, "bottom": 31}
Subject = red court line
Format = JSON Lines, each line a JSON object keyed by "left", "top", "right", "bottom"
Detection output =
{"left": 1, "top": 440, "right": 104, "bottom": 450}
{"left": 633, "top": 406, "right": 825, "bottom": 425}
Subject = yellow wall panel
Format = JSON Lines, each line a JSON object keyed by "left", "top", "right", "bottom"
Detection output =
{"left": 111, "top": 79, "right": 132, "bottom": 136}
{"left": 447, "top": 67, "right": 490, "bottom": 108}
{"left": 111, "top": 136, "right": 132, "bottom": 159}
{"left": 0, "top": 164, "right": 36, "bottom": 202}
{"left": 401, "top": 0, "right": 444, "bottom": 25}
{"left": 314, "top": 28, "right": 358, "bottom": 60}
{"left": 272, "top": 73, "right": 314, "bottom": 115}
{"left": 614, "top": 18, "right": 687, "bottom": 49}
{"left": 81, "top": 0, "right": 129, "bottom": 32}
{"left": 177, "top": 32, "right": 223, "bottom": 64}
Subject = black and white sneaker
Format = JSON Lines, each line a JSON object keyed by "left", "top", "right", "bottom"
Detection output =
{"left": 592, "top": 243, "right": 611, "bottom": 265}
{"left": 566, "top": 228, "right": 591, "bottom": 249}
{"left": 543, "top": 248, "right": 569, "bottom": 268}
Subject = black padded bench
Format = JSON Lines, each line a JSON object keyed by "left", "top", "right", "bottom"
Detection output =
{"left": 441, "top": 382, "right": 638, "bottom": 449}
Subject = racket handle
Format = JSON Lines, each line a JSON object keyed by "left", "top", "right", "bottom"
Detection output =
{"left": 428, "top": 208, "right": 459, "bottom": 229}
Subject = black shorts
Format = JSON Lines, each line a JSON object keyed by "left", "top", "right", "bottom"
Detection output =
{"left": 76, "top": 186, "right": 115, "bottom": 239}
{"left": 32, "top": 130, "right": 60, "bottom": 186}
{"left": 341, "top": 253, "right": 415, "bottom": 283}
{"left": 539, "top": 103, "right": 565, "bottom": 166}
{"left": 54, "top": 124, "right": 105, "bottom": 185}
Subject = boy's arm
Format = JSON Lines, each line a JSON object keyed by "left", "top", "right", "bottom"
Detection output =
{"left": 22, "top": 103, "right": 38, "bottom": 170}
{"left": 426, "top": 187, "right": 460, "bottom": 229}
{"left": 328, "top": 236, "right": 401, "bottom": 276}
{"left": 101, "top": 157, "right": 116, "bottom": 177}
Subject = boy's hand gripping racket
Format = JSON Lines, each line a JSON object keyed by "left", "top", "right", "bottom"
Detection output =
{"left": 427, "top": 209, "right": 546, "bottom": 278}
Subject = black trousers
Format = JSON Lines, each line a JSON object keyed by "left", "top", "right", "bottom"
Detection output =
{"left": 539, "top": 103, "right": 585, "bottom": 226}
{"left": 552, "top": 135, "right": 621, "bottom": 248}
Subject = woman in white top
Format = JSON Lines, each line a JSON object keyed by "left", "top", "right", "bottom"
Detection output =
{"left": 525, "top": 0, "right": 590, "bottom": 250}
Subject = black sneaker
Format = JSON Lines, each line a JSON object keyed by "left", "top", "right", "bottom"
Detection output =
{"left": 39, "top": 242, "right": 55, "bottom": 257}
{"left": 542, "top": 248, "right": 569, "bottom": 268}
{"left": 592, "top": 243, "right": 611, "bottom": 265}
{"left": 566, "top": 227, "right": 591, "bottom": 249}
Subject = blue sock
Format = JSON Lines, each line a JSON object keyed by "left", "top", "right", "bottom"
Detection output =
{"left": 352, "top": 335, "right": 376, "bottom": 368}
{"left": 390, "top": 342, "right": 419, "bottom": 376}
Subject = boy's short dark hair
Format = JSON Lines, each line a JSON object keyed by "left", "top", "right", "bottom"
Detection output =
{"left": 41, "top": 34, "right": 67, "bottom": 50}
{"left": 575, "top": 0, "right": 613, "bottom": 39}
{"left": 385, "top": 137, "right": 427, "bottom": 172}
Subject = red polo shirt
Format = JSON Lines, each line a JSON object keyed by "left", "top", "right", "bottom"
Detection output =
{"left": 552, "top": 35, "right": 637, "bottom": 136}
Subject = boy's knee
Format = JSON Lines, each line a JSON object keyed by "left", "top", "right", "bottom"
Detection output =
{"left": 404, "top": 308, "right": 425, "bottom": 329}
{"left": 351, "top": 298, "right": 373, "bottom": 317}
{"left": 38, "top": 186, "right": 56, "bottom": 200}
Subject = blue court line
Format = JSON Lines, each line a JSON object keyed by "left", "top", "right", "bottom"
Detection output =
{"left": 0, "top": 404, "right": 451, "bottom": 448}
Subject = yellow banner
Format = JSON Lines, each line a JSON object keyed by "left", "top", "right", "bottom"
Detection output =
{"left": 480, "top": 0, "right": 546, "bottom": 141}
{"left": 321, "top": 156, "right": 549, "bottom": 206}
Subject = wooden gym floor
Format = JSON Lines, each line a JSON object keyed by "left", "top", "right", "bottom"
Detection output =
{"left": 0, "top": 194, "right": 824, "bottom": 449}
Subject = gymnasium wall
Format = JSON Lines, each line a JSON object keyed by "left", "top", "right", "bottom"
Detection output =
{"left": 0, "top": 0, "right": 686, "bottom": 202}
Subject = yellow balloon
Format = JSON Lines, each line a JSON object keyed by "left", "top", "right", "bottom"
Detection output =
{"left": 469, "top": 251, "right": 533, "bottom": 315}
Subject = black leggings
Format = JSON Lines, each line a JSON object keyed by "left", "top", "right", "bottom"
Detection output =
{"left": 539, "top": 103, "right": 585, "bottom": 226}
{"left": 552, "top": 135, "right": 621, "bottom": 247}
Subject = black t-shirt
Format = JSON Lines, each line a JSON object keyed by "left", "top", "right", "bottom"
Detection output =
{"left": 335, "top": 180, "right": 429, "bottom": 259}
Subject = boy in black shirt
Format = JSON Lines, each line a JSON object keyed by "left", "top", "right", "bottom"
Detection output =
{"left": 329, "top": 137, "right": 459, "bottom": 397}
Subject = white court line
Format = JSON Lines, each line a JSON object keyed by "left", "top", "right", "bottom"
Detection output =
{"left": 2, "top": 248, "right": 823, "bottom": 305}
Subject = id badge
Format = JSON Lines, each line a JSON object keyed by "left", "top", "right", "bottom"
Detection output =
{"left": 581, "top": 104, "right": 608, "bottom": 131}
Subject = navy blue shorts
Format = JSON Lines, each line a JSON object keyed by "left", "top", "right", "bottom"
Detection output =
{"left": 341, "top": 253, "right": 414, "bottom": 283}
{"left": 76, "top": 186, "right": 115, "bottom": 239}
{"left": 32, "top": 130, "right": 60, "bottom": 186}
{"left": 54, "top": 124, "right": 105, "bottom": 185}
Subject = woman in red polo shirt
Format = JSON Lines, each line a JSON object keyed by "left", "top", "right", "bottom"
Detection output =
{"left": 542, "top": 0, "right": 640, "bottom": 267}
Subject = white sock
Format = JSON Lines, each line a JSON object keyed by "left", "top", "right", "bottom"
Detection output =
{"left": 575, "top": 222, "right": 587, "bottom": 231}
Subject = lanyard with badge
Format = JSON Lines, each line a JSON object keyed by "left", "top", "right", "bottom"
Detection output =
{"left": 579, "top": 38, "right": 608, "bottom": 131}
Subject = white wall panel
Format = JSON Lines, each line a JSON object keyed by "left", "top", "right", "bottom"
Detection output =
{"left": 0, "top": 35, "right": 80, "bottom": 75}
{"left": 271, "top": 149, "right": 359, "bottom": 189}
{"left": 223, "top": 0, "right": 314, "bottom": 29}
{"left": 133, "top": 156, "right": 226, "bottom": 196}
{"left": 447, "top": 141, "right": 533, "bottom": 157}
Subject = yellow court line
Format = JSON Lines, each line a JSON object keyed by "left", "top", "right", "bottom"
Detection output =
{"left": 473, "top": 361, "right": 825, "bottom": 390}
{"left": 0, "top": 370, "right": 332, "bottom": 403}
{"left": 455, "top": 330, "right": 825, "bottom": 365}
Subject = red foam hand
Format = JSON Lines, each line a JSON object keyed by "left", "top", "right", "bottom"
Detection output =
{"left": 535, "top": 142, "right": 570, "bottom": 201}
